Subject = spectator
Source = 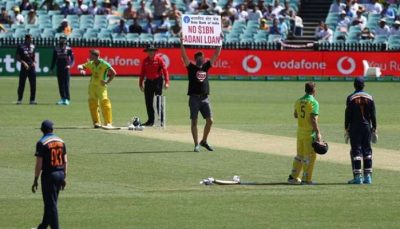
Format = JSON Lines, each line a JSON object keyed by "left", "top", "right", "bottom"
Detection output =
{"left": 318, "top": 23, "right": 333, "bottom": 43}
{"left": 360, "top": 27, "right": 375, "bottom": 40}
{"left": 381, "top": 2, "right": 395, "bottom": 20}
{"left": 289, "top": 10, "right": 304, "bottom": 37}
{"left": 237, "top": 4, "right": 248, "bottom": 22}
{"left": 390, "top": 20, "right": 400, "bottom": 35}
{"left": 278, "top": 16, "right": 289, "bottom": 39}
{"left": 263, "top": 4, "right": 274, "bottom": 20}
{"left": 315, "top": 21, "right": 325, "bottom": 40}
{"left": 88, "top": 0, "right": 103, "bottom": 15}
{"left": 123, "top": 1, "right": 137, "bottom": 20}
{"left": 374, "top": 18, "right": 391, "bottom": 37}
{"left": 40, "top": 0, "right": 60, "bottom": 11}
{"left": 348, "top": 0, "right": 360, "bottom": 16}
{"left": 60, "top": 0, "right": 75, "bottom": 15}
{"left": 343, "top": 3, "right": 354, "bottom": 18}
{"left": 27, "top": 9, "right": 38, "bottom": 25}
{"left": 352, "top": 10, "right": 367, "bottom": 29}
{"left": 151, "top": 0, "right": 170, "bottom": 20}
{"left": 170, "top": 20, "right": 181, "bottom": 36}
{"left": 280, "top": 1, "right": 294, "bottom": 16}
{"left": 260, "top": 18, "right": 269, "bottom": 30}
{"left": 156, "top": 14, "right": 171, "bottom": 34}
{"left": 366, "top": 0, "right": 382, "bottom": 15}
{"left": 0, "top": 7, "right": 12, "bottom": 25}
{"left": 269, "top": 18, "right": 283, "bottom": 35}
{"left": 113, "top": 19, "right": 129, "bottom": 34}
{"left": 57, "top": 19, "right": 73, "bottom": 36}
{"left": 329, "top": 0, "right": 346, "bottom": 13}
{"left": 20, "top": 0, "right": 34, "bottom": 11}
{"left": 74, "top": 0, "right": 89, "bottom": 15}
{"left": 129, "top": 18, "right": 143, "bottom": 34}
{"left": 102, "top": 0, "right": 115, "bottom": 15}
{"left": 258, "top": 0, "right": 267, "bottom": 14}
{"left": 248, "top": 5, "right": 263, "bottom": 22}
{"left": 221, "top": 12, "right": 232, "bottom": 32}
{"left": 209, "top": 0, "right": 223, "bottom": 15}
{"left": 186, "top": 0, "right": 199, "bottom": 14}
{"left": 271, "top": 0, "right": 284, "bottom": 16}
{"left": 143, "top": 15, "right": 156, "bottom": 34}
{"left": 137, "top": 0, "right": 153, "bottom": 20}
{"left": 338, "top": 10, "right": 351, "bottom": 32}
{"left": 224, "top": 1, "right": 237, "bottom": 22}
{"left": 168, "top": 3, "right": 182, "bottom": 21}
{"left": 12, "top": 7, "right": 25, "bottom": 25}
{"left": 198, "top": 0, "right": 210, "bottom": 11}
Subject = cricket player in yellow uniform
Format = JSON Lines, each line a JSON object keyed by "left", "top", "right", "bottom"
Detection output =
{"left": 77, "top": 49, "right": 116, "bottom": 128}
{"left": 288, "top": 82, "right": 321, "bottom": 185}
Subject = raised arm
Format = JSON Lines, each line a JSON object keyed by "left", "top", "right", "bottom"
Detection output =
{"left": 180, "top": 38, "right": 190, "bottom": 67}
{"left": 209, "top": 45, "right": 222, "bottom": 66}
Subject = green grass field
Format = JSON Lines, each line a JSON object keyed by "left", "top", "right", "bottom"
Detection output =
{"left": 1, "top": 77, "right": 400, "bottom": 229}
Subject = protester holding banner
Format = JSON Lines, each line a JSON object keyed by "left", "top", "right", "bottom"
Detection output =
{"left": 139, "top": 45, "right": 170, "bottom": 127}
{"left": 179, "top": 37, "right": 222, "bottom": 152}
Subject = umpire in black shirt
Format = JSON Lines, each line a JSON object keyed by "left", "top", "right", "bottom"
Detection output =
{"left": 50, "top": 36, "right": 74, "bottom": 105}
{"left": 32, "top": 120, "right": 68, "bottom": 229}
{"left": 180, "top": 37, "right": 222, "bottom": 152}
{"left": 345, "top": 77, "right": 377, "bottom": 185}
{"left": 16, "top": 34, "right": 37, "bottom": 104}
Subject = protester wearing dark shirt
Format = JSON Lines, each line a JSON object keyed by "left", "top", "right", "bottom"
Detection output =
{"left": 180, "top": 37, "right": 222, "bottom": 152}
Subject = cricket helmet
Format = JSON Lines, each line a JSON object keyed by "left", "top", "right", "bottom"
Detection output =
{"left": 312, "top": 141, "right": 329, "bottom": 155}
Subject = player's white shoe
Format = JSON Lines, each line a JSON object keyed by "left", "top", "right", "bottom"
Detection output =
{"left": 287, "top": 175, "right": 302, "bottom": 185}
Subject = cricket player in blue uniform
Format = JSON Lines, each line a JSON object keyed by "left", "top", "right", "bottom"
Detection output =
{"left": 32, "top": 120, "right": 67, "bottom": 229}
{"left": 50, "top": 36, "right": 74, "bottom": 105}
{"left": 16, "top": 34, "right": 37, "bottom": 104}
{"left": 345, "top": 77, "right": 377, "bottom": 184}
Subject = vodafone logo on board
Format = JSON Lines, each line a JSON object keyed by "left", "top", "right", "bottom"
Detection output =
{"left": 337, "top": 56, "right": 356, "bottom": 75}
{"left": 242, "top": 55, "right": 262, "bottom": 73}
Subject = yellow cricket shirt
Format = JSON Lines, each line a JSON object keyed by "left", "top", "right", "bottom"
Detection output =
{"left": 83, "top": 58, "right": 111, "bottom": 85}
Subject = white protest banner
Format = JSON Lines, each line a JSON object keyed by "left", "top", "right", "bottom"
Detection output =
{"left": 181, "top": 14, "right": 222, "bottom": 46}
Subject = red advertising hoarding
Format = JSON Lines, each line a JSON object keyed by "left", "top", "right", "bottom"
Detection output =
{"left": 71, "top": 48, "right": 400, "bottom": 77}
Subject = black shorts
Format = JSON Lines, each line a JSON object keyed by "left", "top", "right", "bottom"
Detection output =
{"left": 189, "top": 95, "right": 212, "bottom": 120}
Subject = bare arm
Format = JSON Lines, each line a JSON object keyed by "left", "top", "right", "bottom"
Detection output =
{"left": 180, "top": 42, "right": 190, "bottom": 67}
{"left": 311, "top": 114, "right": 321, "bottom": 141}
{"left": 209, "top": 45, "right": 222, "bottom": 66}
{"left": 103, "top": 67, "right": 116, "bottom": 85}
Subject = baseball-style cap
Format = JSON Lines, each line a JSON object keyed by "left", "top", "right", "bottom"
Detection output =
{"left": 354, "top": 77, "right": 365, "bottom": 87}
{"left": 41, "top": 120, "right": 54, "bottom": 132}
{"left": 144, "top": 45, "right": 158, "bottom": 52}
